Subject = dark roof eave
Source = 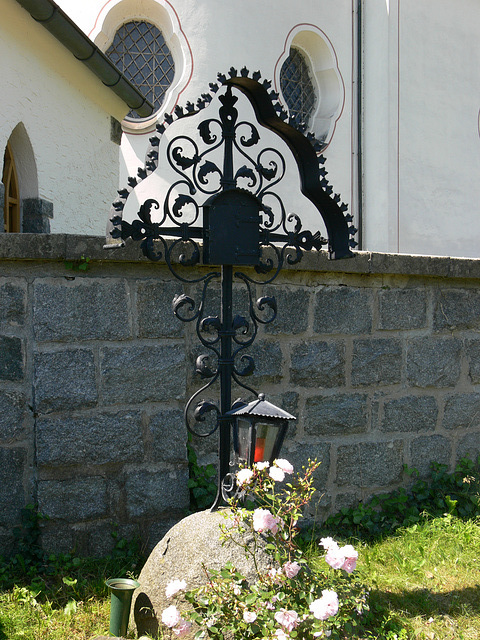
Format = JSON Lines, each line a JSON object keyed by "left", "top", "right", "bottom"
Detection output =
{"left": 15, "top": 0, "right": 155, "bottom": 118}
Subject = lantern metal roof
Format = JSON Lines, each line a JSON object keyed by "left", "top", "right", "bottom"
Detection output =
{"left": 227, "top": 394, "right": 296, "bottom": 421}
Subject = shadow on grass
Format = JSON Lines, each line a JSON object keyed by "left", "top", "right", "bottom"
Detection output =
{"left": 0, "top": 621, "right": 7, "bottom": 640}
{"left": 372, "top": 585, "right": 480, "bottom": 618}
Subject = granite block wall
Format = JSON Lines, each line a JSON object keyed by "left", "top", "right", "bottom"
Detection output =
{"left": 1, "top": 234, "right": 480, "bottom": 556}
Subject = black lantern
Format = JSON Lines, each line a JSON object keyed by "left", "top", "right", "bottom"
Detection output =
{"left": 227, "top": 394, "right": 295, "bottom": 467}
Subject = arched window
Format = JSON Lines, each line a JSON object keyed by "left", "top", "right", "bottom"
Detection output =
{"left": 2, "top": 142, "right": 20, "bottom": 233}
{"left": 106, "top": 20, "right": 175, "bottom": 119}
{"left": 279, "top": 47, "right": 317, "bottom": 127}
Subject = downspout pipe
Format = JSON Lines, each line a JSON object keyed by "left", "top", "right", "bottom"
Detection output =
{"left": 15, "top": 0, "right": 155, "bottom": 119}
{"left": 355, "top": 0, "right": 364, "bottom": 249}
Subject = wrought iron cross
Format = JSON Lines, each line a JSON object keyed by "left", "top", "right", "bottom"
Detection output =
{"left": 107, "top": 69, "right": 357, "bottom": 508}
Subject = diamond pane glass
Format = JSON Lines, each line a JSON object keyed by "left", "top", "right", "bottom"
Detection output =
{"left": 106, "top": 21, "right": 175, "bottom": 119}
{"left": 280, "top": 48, "right": 316, "bottom": 126}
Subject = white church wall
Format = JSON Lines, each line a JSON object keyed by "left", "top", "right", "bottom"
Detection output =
{"left": 363, "top": 0, "right": 480, "bottom": 258}
{"left": 1, "top": 0, "right": 128, "bottom": 235}
{"left": 18, "top": 0, "right": 479, "bottom": 257}
{"left": 55, "top": 0, "right": 356, "bottom": 238}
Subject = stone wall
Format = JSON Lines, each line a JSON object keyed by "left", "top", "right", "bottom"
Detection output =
{"left": 1, "top": 234, "right": 480, "bottom": 556}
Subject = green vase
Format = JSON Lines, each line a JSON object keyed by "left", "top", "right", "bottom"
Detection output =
{"left": 106, "top": 577, "right": 140, "bottom": 637}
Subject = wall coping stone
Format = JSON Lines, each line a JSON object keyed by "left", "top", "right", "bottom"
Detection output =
{"left": 1, "top": 234, "right": 480, "bottom": 281}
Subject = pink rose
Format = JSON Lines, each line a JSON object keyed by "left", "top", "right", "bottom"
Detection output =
{"left": 269, "top": 465, "right": 285, "bottom": 482}
{"left": 320, "top": 537, "right": 338, "bottom": 551}
{"left": 283, "top": 561, "right": 301, "bottom": 578}
{"left": 309, "top": 590, "right": 339, "bottom": 620}
{"left": 274, "top": 629, "right": 290, "bottom": 640}
{"left": 267, "top": 567, "right": 283, "bottom": 584}
{"left": 255, "top": 461, "right": 269, "bottom": 470}
{"left": 162, "top": 605, "right": 181, "bottom": 628}
{"left": 237, "top": 468, "right": 254, "bottom": 485}
{"left": 165, "top": 579, "right": 187, "bottom": 598}
{"left": 173, "top": 619, "right": 192, "bottom": 636}
{"left": 274, "top": 459, "right": 294, "bottom": 474}
{"left": 252, "top": 508, "right": 280, "bottom": 534}
{"left": 339, "top": 544, "right": 358, "bottom": 573}
{"left": 243, "top": 610, "right": 257, "bottom": 623}
{"left": 274, "top": 609, "right": 300, "bottom": 632}
{"left": 323, "top": 541, "right": 358, "bottom": 573}
{"left": 325, "top": 546, "right": 345, "bottom": 570}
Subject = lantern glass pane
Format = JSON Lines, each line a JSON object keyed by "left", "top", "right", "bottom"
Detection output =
{"left": 254, "top": 422, "right": 279, "bottom": 463}
{"left": 237, "top": 418, "right": 253, "bottom": 463}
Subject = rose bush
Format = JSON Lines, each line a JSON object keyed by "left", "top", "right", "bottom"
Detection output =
{"left": 160, "top": 459, "right": 370, "bottom": 639}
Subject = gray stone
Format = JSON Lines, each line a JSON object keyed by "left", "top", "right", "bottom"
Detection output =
{"left": 136, "top": 281, "right": 184, "bottom": 338}
{"left": 305, "top": 393, "right": 368, "bottom": 436}
{"left": 0, "top": 336, "right": 24, "bottom": 381}
{"left": 443, "top": 393, "right": 480, "bottom": 431}
{"left": 334, "top": 492, "right": 362, "bottom": 513}
{"left": 381, "top": 395, "right": 438, "bottom": 432}
{"left": 148, "top": 409, "right": 187, "bottom": 462}
{"left": 456, "top": 432, "right": 480, "bottom": 463}
{"left": 87, "top": 522, "right": 140, "bottom": 558}
{"left": 265, "top": 391, "right": 299, "bottom": 438}
{"left": 247, "top": 339, "right": 283, "bottom": 384}
{"left": 336, "top": 441, "right": 404, "bottom": 487}
{"left": 131, "top": 510, "right": 275, "bottom": 639}
{"left": 433, "top": 289, "right": 480, "bottom": 331}
{"left": 125, "top": 468, "right": 189, "bottom": 518}
{"left": 147, "top": 517, "right": 186, "bottom": 553}
{"left": 264, "top": 286, "right": 310, "bottom": 334}
{"left": 313, "top": 287, "right": 372, "bottom": 334}
{"left": 306, "top": 490, "right": 332, "bottom": 522}
{"left": 290, "top": 340, "right": 345, "bottom": 387}
{"left": 0, "top": 280, "right": 26, "bottom": 328}
{"left": 38, "top": 477, "right": 107, "bottom": 521}
{"left": 42, "top": 521, "right": 138, "bottom": 558}
{"left": 406, "top": 337, "right": 462, "bottom": 388}
{"left": 0, "top": 447, "right": 26, "bottom": 527}
{"left": 465, "top": 339, "right": 480, "bottom": 384}
{"left": 351, "top": 338, "right": 402, "bottom": 387}
{"left": 0, "top": 390, "right": 27, "bottom": 441}
{"left": 40, "top": 524, "right": 77, "bottom": 555}
{"left": 283, "top": 442, "right": 330, "bottom": 488}
{"left": 33, "top": 279, "right": 131, "bottom": 342}
{"left": 101, "top": 344, "right": 185, "bottom": 404}
{"left": 378, "top": 288, "right": 427, "bottom": 330}
{"left": 36, "top": 411, "right": 144, "bottom": 466}
{"left": 110, "top": 116, "right": 123, "bottom": 145}
{"left": 22, "top": 198, "right": 53, "bottom": 233}
{"left": 0, "top": 527, "right": 15, "bottom": 559}
{"left": 33, "top": 349, "right": 97, "bottom": 414}
{"left": 410, "top": 435, "right": 451, "bottom": 478}
{"left": 0, "top": 233, "right": 68, "bottom": 260}
{"left": 257, "top": 390, "right": 299, "bottom": 422}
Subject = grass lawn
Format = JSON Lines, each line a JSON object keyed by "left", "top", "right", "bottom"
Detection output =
{"left": 1, "top": 514, "right": 479, "bottom": 639}
{"left": 360, "top": 514, "right": 480, "bottom": 639}
{"left": 0, "top": 551, "right": 139, "bottom": 640}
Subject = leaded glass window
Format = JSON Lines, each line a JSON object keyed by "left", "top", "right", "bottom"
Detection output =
{"left": 280, "top": 47, "right": 316, "bottom": 126}
{"left": 106, "top": 20, "right": 175, "bottom": 119}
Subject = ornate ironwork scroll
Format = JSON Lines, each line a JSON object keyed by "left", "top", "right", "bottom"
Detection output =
{"left": 107, "top": 68, "right": 357, "bottom": 507}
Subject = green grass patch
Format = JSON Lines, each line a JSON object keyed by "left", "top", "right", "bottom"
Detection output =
{"left": 1, "top": 458, "right": 479, "bottom": 639}
{"left": 0, "top": 524, "right": 144, "bottom": 640}
{"left": 360, "top": 514, "right": 480, "bottom": 639}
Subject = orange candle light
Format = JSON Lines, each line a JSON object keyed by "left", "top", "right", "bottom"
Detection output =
{"left": 254, "top": 437, "right": 265, "bottom": 462}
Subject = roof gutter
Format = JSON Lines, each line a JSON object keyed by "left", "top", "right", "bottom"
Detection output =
{"left": 15, "top": 0, "right": 155, "bottom": 119}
